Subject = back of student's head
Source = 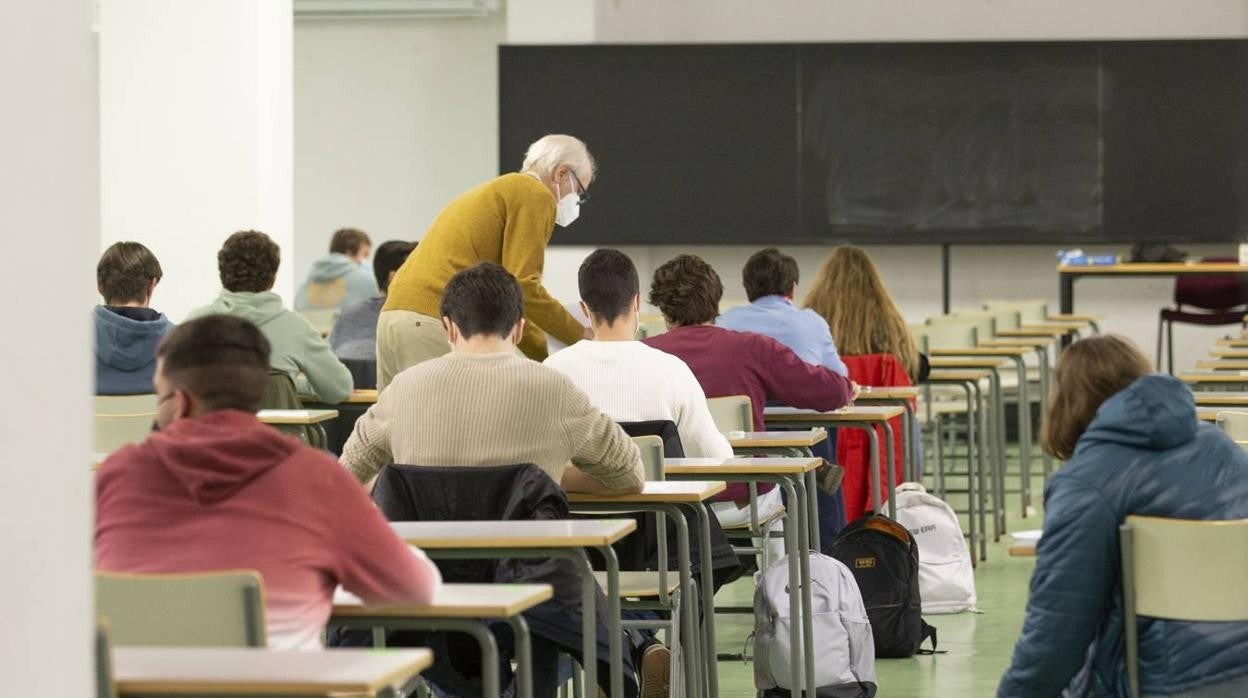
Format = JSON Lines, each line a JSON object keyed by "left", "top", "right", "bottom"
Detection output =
{"left": 1042, "top": 334, "right": 1151, "bottom": 461}
{"left": 98, "top": 241, "right": 163, "bottom": 305}
{"left": 803, "top": 245, "right": 917, "bottom": 377}
{"left": 373, "top": 240, "right": 416, "bottom": 292}
{"left": 649, "top": 254, "right": 723, "bottom": 327}
{"left": 440, "top": 262, "right": 523, "bottom": 339}
{"left": 156, "top": 315, "right": 271, "bottom": 413}
{"left": 579, "top": 249, "right": 639, "bottom": 326}
{"left": 743, "top": 247, "right": 799, "bottom": 302}
{"left": 219, "top": 230, "right": 280, "bottom": 293}
{"left": 330, "top": 228, "right": 371, "bottom": 257}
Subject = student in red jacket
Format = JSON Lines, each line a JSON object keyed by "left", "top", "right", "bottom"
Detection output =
{"left": 642, "top": 254, "right": 859, "bottom": 549}
{"left": 95, "top": 315, "right": 441, "bottom": 650}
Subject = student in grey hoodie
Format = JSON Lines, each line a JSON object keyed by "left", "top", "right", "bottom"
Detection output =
{"left": 187, "top": 230, "right": 353, "bottom": 403}
{"left": 95, "top": 242, "right": 174, "bottom": 395}
{"left": 294, "top": 228, "right": 379, "bottom": 311}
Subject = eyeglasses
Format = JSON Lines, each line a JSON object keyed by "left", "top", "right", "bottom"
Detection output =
{"left": 568, "top": 169, "right": 590, "bottom": 206}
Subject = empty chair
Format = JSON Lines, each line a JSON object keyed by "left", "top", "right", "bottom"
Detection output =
{"left": 96, "top": 622, "right": 116, "bottom": 698}
{"left": 984, "top": 299, "right": 1049, "bottom": 327}
{"left": 631, "top": 435, "right": 665, "bottom": 481}
{"left": 1119, "top": 515, "right": 1248, "bottom": 697}
{"left": 95, "top": 570, "right": 266, "bottom": 647}
{"left": 93, "top": 395, "right": 158, "bottom": 453}
{"left": 924, "top": 316, "right": 980, "bottom": 350}
{"left": 1156, "top": 262, "right": 1248, "bottom": 373}
{"left": 948, "top": 310, "right": 998, "bottom": 343}
{"left": 1216, "top": 411, "right": 1248, "bottom": 441}
{"left": 706, "top": 395, "right": 754, "bottom": 432}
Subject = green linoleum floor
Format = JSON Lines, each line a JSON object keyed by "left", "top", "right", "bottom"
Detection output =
{"left": 709, "top": 474, "right": 1044, "bottom": 697}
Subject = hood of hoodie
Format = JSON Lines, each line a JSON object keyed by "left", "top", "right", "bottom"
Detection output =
{"left": 201, "top": 290, "right": 287, "bottom": 328}
{"left": 144, "top": 409, "right": 299, "bottom": 504}
{"left": 1073, "top": 373, "right": 1198, "bottom": 455}
{"left": 308, "top": 253, "right": 365, "bottom": 282}
{"left": 94, "top": 305, "right": 171, "bottom": 371}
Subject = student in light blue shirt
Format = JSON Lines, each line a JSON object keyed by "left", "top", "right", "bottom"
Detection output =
{"left": 717, "top": 247, "right": 849, "bottom": 377}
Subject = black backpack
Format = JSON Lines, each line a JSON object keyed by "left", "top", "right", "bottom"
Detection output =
{"left": 829, "top": 514, "right": 938, "bottom": 658}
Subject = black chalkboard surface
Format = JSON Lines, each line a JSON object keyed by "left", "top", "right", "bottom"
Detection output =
{"left": 498, "top": 41, "right": 1248, "bottom": 245}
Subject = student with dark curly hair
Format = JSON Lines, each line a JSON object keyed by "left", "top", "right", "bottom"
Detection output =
{"left": 186, "top": 230, "right": 353, "bottom": 403}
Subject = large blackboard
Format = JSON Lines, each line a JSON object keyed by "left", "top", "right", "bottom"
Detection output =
{"left": 499, "top": 41, "right": 1248, "bottom": 245}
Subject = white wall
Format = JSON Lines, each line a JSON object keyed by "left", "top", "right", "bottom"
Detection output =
{"left": 293, "top": 0, "right": 1248, "bottom": 370}
{"left": 293, "top": 14, "right": 506, "bottom": 284}
{"left": 0, "top": 1, "right": 95, "bottom": 694}
{"left": 100, "top": 0, "right": 293, "bottom": 321}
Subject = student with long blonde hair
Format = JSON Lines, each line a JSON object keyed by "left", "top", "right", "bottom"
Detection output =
{"left": 802, "top": 245, "right": 922, "bottom": 383}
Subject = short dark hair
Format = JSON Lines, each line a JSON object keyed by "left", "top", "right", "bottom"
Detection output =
{"left": 648, "top": 254, "right": 723, "bottom": 327}
{"left": 97, "top": 241, "right": 163, "bottom": 304}
{"left": 219, "top": 230, "right": 280, "bottom": 293}
{"left": 156, "top": 315, "right": 271, "bottom": 413}
{"left": 374, "top": 240, "right": 416, "bottom": 292}
{"left": 743, "top": 247, "right": 799, "bottom": 302}
{"left": 579, "top": 249, "right": 639, "bottom": 326}
{"left": 330, "top": 228, "right": 371, "bottom": 256}
{"left": 440, "top": 263, "right": 523, "bottom": 339}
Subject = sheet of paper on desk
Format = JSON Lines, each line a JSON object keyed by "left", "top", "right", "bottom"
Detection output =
{"left": 1012, "top": 529, "right": 1042, "bottom": 541}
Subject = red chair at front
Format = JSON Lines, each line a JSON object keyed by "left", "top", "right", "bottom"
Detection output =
{"left": 838, "top": 353, "right": 912, "bottom": 522}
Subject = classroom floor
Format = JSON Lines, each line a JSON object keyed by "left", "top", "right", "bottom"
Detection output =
{"left": 711, "top": 473, "right": 1043, "bottom": 698}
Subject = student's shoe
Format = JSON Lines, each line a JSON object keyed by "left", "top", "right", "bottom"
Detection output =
{"left": 639, "top": 641, "right": 671, "bottom": 697}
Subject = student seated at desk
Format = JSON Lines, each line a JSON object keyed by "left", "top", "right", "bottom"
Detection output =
{"left": 717, "top": 247, "right": 848, "bottom": 377}
{"left": 329, "top": 240, "right": 415, "bottom": 383}
{"left": 642, "top": 254, "right": 858, "bottom": 543}
{"left": 544, "top": 249, "right": 733, "bottom": 460}
{"left": 341, "top": 262, "right": 653, "bottom": 697}
{"left": 295, "top": 227, "right": 379, "bottom": 311}
{"left": 187, "top": 230, "right": 353, "bottom": 403}
{"left": 94, "top": 241, "right": 173, "bottom": 395}
{"left": 999, "top": 335, "right": 1248, "bottom": 698}
{"left": 95, "top": 315, "right": 441, "bottom": 651}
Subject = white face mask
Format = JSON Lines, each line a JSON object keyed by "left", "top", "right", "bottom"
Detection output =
{"left": 554, "top": 174, "right": 581, "bottom": 228}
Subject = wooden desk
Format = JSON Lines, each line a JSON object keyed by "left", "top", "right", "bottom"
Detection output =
{"left": 1058, "top": 263, "right": 1248, "bottom": 326}
{"left": 568, "top": 481, "right": 724, "bottom": 698}
{"left": 332, "top": 584, "right": 552, "bottom": 698}
{"left": 113, "top": 647, "right": 431, "bottom": 697}
{"left": 1008, "top": 539, "right": 1037, "bottom": 557}
{"left": 764, "top": 405, "right": 907, "bottom": 519}
{"left": 1216, "top": 337, "right": 1248, "bottom": 348}
{"left": 1181, "top": 372, "right": 1248, "bottom": 387}
{"left": 1209, "top": 348, "right": 1248, "bottom": 358}
{"left": 857, "top": 385, "right": 918, "bottom": 400}
{"left": 1198, "top": 409, "right": 1226, "bottom": 423}
{"left": 302, "top": 389, "right": 378, "bottom": 405}
{"left": 1196, "top": 360, "right": 1248, "bottom": 371}
{"left": 389, "top": 519, "right": 633, "bottom": 697}
{"left": 927, "top": 369, "right": 991, "bottom": 382}
{"left": 727, "top": 429, "right": 827, "bottom": 450}
{"left": 256, "top": 409, "right": 338, "bottom": 424}
{"left": 661, "top": 458, "right": 821, "bottom": 695}
{"left": 1192, "top": 391, "right": 1248, "bottom": 406}
{"left": 928, "top": 357, "right": 1007, "bottom": 370}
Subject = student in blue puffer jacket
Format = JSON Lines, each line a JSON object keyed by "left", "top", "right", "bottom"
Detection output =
{"left": 999, "top": 335, "right": 1248, "bottom": 698}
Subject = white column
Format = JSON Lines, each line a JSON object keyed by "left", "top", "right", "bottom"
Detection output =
{"left": 100, "top": 0, "right": 293, "bottom": 321}
{"left": 0, "top": 1, "right": 96, "bottom": 695}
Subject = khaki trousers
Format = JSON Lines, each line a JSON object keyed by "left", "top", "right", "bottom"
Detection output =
{"left": 376, "top": 310, "right": 451, "bottom": 391}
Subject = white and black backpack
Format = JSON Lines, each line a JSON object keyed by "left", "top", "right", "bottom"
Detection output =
{"left": 893, "top": 482, "right": 977, "bottom": 614}
{"left": 753, "top": 552, "right": 877, "bottom": 697}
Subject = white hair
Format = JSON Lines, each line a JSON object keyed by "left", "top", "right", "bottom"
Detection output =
{"left": 521, "top": 134, "right": 596, "bottom": 181}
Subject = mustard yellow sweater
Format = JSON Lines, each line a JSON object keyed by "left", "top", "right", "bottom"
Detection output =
{"left": 384, "top": 173, "right": 584, "bottom": 359}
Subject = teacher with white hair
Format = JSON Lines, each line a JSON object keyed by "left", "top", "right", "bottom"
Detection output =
{"left": 376, "top": 133, "right": 595, "bottom": 389}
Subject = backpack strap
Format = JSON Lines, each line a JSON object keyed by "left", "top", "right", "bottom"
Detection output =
{"left": 915, "top": 620, "right": 945, "bottom": 655}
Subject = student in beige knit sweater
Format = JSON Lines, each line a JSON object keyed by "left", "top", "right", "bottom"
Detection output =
{"left": 341, "top": 262, "right": 645, "bottom": 495}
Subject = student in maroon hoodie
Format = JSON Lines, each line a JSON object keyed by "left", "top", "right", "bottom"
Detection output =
{"left": 642, "top": 254, "right": 859, "bottom": 541}
{"left": 95, "top": 315, "right": 441, "bottom": 650}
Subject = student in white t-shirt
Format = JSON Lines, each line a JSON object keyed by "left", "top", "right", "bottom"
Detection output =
{"left": 544, "top": 249, "right": 783, "bottom": 562}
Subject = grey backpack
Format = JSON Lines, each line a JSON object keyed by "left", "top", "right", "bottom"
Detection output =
{"left": 753, "top": 552, "right": 878, "bottom": 697}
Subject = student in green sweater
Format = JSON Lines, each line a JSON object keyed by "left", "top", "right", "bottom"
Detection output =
{"left": 187, "top": 230, "right": 353, "bottom": 403}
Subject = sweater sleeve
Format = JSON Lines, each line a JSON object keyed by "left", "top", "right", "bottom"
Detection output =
{"left": 997, "top": 474, "right": 1116, "bottom": 697}
{"left": 327, "top": 464, "right": 441, "bottom": 606}
{"left": 754, "top": 335, "right": 853, "bottom": 411}
{"left": 292, "top": 316, "right": 354, "bottom": 403}
{"left": 500, "top": 197, "right": 585, "bottom": 349}
{"left": 559, "top": 380, "right": 645, "bottom": 491}
{"left": 673, "top": 361, "right": 735, "bottom": 459}
{"left": 340, "top": 395, "right": 395, "bottom": 485}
